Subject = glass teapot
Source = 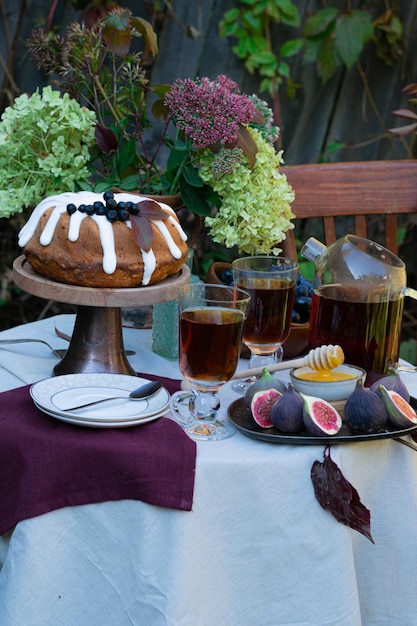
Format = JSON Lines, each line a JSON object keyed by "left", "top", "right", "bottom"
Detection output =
{"left": 301, "top": 234, "right": 417, "bottom": 379}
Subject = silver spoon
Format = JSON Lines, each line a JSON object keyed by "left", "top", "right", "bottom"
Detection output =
{"left": 65, "top": 380, "right": 163, "bottom": 411}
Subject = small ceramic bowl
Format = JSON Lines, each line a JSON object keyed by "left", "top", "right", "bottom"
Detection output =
{"left": 290, "top": 364, "right": 366, "bottom": 402}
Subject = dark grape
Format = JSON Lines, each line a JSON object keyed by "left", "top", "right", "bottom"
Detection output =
{"left": 292, "top": 309, "right": 301, "bottom": 323}
{"left": 106, "top": 208, "right": 118, "bottom": 222}
{"left": 221, "top": 269, "right": 234, "bottom": 285}
{"left": 95, "top": 203, "right": 107, "bottom": 216}
{"left": 293, "top": 296, "right": 312, "bottom": 323}
{"left": 295, "top": 284, "right": 310, "bottom": 298}
{"left": 117, "top": 209, "right": 129, "bottom": 221}
{"left": 292, "top": 274, "right": 313, "bottom": 324}
{"left": 127, "top": 202, "right": 139, "bottom": 215}
{"left": 106, "top": 198, "right": 117, "bottom": 210}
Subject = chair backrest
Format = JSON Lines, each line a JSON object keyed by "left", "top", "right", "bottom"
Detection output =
{"left": 280, "top": 160, "right": 417, "bottom": 260}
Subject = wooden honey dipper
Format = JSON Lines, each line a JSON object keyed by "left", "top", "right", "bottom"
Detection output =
{"left": 231, "top": 345, "right": 345, "bottom": 380}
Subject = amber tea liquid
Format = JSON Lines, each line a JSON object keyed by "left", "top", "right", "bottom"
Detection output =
{"left": 308, "top": 285, "right": 404, "bottom": 375}
{"left": 237, "top": 277, "right": 296, "bottom": 354}
{"left": 179, "top": 307, "right": 244, "bottom": 385}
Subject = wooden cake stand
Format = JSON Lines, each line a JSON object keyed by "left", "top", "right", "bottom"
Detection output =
{"left": 13, "top": 255, "right": 190, "bottom": 376}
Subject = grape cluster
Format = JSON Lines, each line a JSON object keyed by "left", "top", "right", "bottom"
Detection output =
{"left": 292, "top": 275, "right": 313, "bottom": 324}
{"left": 66, "top": 191, "right": 140, "bottom": 223}
{"left": 219, "top": 268, "right": 313, "bottom": 324}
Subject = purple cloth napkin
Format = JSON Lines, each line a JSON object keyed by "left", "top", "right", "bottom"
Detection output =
{"left": 0, "top": 374, "right": 196, "bottom": 534}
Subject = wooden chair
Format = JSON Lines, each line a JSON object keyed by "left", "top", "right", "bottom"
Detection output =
{"left": 280, "top": 160, "right": 417, "bottom": 260}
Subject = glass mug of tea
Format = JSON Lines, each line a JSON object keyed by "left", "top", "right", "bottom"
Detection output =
{"left": 302, "top": 234, "right": 417, "bottom": 382}
{"left": 231, "top": 256, "right": 298, "bottom": 393}
{"left": 169, "top": 283, "right": 250, "bottom": 441}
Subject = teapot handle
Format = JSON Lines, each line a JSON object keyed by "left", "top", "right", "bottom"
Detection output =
{"left": 403, "top": 287, "right": 417, "bottom": 301}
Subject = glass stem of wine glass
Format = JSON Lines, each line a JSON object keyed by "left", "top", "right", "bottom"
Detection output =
{"left": 189, "top": 388, "right": 220, "bottom": 421}
{"left": 249, "top": 346, "right": 283, "bottom": 371}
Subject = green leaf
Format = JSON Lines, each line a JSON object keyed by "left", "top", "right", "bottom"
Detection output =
{"left": 117, "top": 138, "right": 137, "bottom": 174}
{"left": 335, "top": 11, "right": 374, "bottom": 69}
{"left": 167, "top": 147, "right": 188, "bottom": 172}
{"left": 93, "top": 180, "right": 115, "bottom": 193}
{"left": 278, "top": 60, "right": 290, "bottom": 78}
{"left": 77, "top": 179, "right": 94, "bottom": 192}
{"left": 304, "top": 8, "right": 338, "bottom": 37}
{"left": 241, "top": 11, "right": 262, "bottom": 31}
{"left": 302, "top": 38, "right": 322, "bottom": 65}
{"left": 280, "top": 38, "right": 304, "bottom": 58}
{"left": 183, "top": 165, "right": 204, "bottom": 188}
{"left": 248, "top": 50, "right": 278, "bottom": 66}
{"left": 151, "top": 83, "right": 171, "bottom": 99}
{"left": 316, "top": 37, "right": 341, "bottom": 83}
{"left": 102, "top": 9, "right": 130, "bottom": 32}
{"left": 220, "top": 7, "right": 240, "bottom": 26}
{"left": 179, "top": 178, "right": 213, "bottom": 217}
{"left": 117, "top": 174, "right": 142, "bottom": 190}
{"left": 277, "top": 0, "right": 300, "bottom": 27}
{"left": 260, "top": 77, "right": 275, "bottom": 95}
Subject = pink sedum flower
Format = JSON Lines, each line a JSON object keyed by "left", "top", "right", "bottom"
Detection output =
{"left": 165, "top": 74, "right": 257, "bottom": 149}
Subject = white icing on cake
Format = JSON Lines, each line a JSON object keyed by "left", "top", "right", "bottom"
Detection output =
{"left": 18, "top": 192, "right": 188, "bottom": 286}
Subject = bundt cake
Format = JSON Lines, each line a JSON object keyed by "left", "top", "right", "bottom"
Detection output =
{"left": 18, "top": 191, "right": 188, "bottom": 287}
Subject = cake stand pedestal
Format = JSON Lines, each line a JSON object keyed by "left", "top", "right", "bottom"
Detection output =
{"left": 13, "top": 255, "right": 190, "bottom": 376}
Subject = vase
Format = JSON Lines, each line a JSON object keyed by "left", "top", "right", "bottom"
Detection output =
{"left": 152, "top": 249, "right": 198, "bottom": 360}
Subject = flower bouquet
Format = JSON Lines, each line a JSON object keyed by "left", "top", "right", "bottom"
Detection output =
{"left": 0, "top": 8, "right": 294, "bottom": 259}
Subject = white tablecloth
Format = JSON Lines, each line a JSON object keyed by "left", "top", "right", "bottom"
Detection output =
{"left": 0, "top": 314, "right": 417, "bottom": 625}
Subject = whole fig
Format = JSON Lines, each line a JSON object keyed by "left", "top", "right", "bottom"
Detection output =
{"left": 270, "top": 384, "right": 304, "bottom": 433}
{"left": 301, "top": 393, "right": 342, "bottom": 436}
{"left": 370, "top": 373, "right": 410, "bottom": 403}
{"left": 244, "top": 368, "right": 287, "bottom": 408}
{"left": 344, "top": 380, "right": 388, "bottom": 434}
{"left": 250, "top": 388, "right": 282, "bottom": 428}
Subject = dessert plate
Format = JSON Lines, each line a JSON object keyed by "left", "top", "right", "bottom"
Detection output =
{"left": 31, "top": 373, "right": 170, "bottom": 424}
{"left": 228, "top": 397, "right": 417, "bottom": 444}
{"left": 32, "top": 400, "right": 169, "bottom": 428}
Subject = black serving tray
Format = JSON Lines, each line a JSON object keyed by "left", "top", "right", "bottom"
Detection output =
{"left": 227, "top": 397, "right": 417, "bottom": 445}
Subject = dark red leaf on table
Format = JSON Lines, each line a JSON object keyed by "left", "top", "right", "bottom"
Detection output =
{"left": 311, "top": 446, "right": 374, "bottom": 544}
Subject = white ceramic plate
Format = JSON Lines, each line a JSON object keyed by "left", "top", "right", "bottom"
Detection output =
{"left": 31, "top": 373, "right": 170, "bottom": 422}
{"left": 32, "top": 400, "right": 169, "bottom": 428}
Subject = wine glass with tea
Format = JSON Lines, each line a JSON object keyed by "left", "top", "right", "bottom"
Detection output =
{"left": 170, "top": 283, "right": 250, "bottom": 441}
{"left": 231, "top": 256, "right": 298, "bottom": 393}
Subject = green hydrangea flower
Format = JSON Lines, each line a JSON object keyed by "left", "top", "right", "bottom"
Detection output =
{"left": 199, "top": 128, "right": 295, "bottom": 255}
{"left": 0, "top": 86, "right": 96, "bottom": 218}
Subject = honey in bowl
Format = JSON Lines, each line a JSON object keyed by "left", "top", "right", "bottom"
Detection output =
{"left": 290, "top": 363, "right": 366, "bottom": 402}
{"left": 295, "top": 367, "right": 357, "bottom": 382}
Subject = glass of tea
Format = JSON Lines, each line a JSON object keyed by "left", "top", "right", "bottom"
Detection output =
{"left": 232, "top": 256, "right": 298, "bottom": 393}
{"left": 170, "top": 283, "right": 250, "bottom": 441}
